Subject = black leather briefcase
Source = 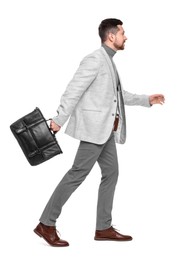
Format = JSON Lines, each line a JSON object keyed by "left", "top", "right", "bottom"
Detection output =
{"left": 10, "top": 107, "right": 62, "bottom": 166}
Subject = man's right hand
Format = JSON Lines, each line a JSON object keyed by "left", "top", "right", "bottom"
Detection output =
{"left": 50, "top": 120, "right": 61, "bottom": 133}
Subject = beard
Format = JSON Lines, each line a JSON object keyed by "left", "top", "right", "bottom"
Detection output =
{"left": 114, "top": 41, "right": 125, "bottom": 50}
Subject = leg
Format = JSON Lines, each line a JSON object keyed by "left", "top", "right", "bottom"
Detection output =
{"left": 39, "top": 140, "right": 104, "bottom": 226}
{"left": 96, "top": 132, "right": 119, "bottom": 230}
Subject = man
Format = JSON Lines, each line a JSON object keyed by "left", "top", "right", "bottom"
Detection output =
{"left": 34, "top": 18, "right": 164, "bottom": 247}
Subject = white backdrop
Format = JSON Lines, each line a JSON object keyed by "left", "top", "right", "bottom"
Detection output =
{"left": 1, "top": 0, "right": 179, "bottom": 259}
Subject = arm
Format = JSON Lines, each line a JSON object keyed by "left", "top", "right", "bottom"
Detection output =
{"left": 123, "top": 89, "right": 151, "bottom": 107}
{"left": 123, "top": 90, "right": 165, "bottom": 107}
{"left": 52, "top": 54, "right": 100, "bottom": 128}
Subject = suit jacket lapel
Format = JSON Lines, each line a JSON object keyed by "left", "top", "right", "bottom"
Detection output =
{"left": 100, "top": 47, "right": 117, "bottom": 96}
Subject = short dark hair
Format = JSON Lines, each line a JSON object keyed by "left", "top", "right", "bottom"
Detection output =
{"left": 98, "top": 18, "right": 123, "bottom": 43}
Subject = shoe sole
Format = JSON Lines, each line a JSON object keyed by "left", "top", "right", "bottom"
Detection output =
{"left": 33, "top": 229, "right": 69, "bottom": 247}
{"left": 94, "top": 237, "right": 133, "bottom": 241}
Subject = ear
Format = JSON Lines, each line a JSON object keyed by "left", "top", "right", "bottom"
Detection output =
{"left": 108, "top": 32, "right": 115, "bottom": 42}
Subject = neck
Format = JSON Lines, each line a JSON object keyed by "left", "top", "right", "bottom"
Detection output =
{"left": 103, "top": 41, "right": 117, "bottom": 51}
{"left": 102, "top": 43, "right": 116, "bottom": 58}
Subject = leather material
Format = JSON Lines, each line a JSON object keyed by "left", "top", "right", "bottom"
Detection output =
{"left": 10, "top": 107, "right": 62, "bottom": 166}
{"left": 113, "top": 114, "right": 119, "bottom": 131}
{"left": 34, "top": 223, "right": 69, "bottom": 247}
{"left": 94, "top": 226, "right": 132, "bottom": 241}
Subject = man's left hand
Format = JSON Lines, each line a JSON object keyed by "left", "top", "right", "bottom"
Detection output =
{"left": 149, "top": 94, "right": 165, "bottom": 105}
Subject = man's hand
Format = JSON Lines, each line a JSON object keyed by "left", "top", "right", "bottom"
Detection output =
{"left": 149, "top": 94, "right": 165, "bottom": 105}
{"left": 50, "top": 120, "right": 61, "bottom": 133}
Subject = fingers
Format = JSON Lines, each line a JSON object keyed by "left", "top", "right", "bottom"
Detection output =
{"left": 150, "top": 94, "right": 165, "bottom": 105}
{"left": 154, "top": 94, "right": 165, "bottom": 101}
{"left": 159, "top": 96, "right": 165, "bottom": 104}
{"left": 50, "top": 120, "right": 61, "bottom": 132}
{"left": 156, "top": 98, "right": 164, "bottom": 105}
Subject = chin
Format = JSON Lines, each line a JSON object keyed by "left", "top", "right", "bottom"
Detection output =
{"left": 115, "top": 44, "right": 125, "bottom": 51}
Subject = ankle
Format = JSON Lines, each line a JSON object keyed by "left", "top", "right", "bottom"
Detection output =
{"left": 40, "top": 222, "right": 55, "bottom": 229}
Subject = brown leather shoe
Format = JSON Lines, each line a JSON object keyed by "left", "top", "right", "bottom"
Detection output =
{"left": 34, "top": 222, "right": 69, "bottom": 247}
{"left": 94, "top": 226, "right": 132, "bottom": 241}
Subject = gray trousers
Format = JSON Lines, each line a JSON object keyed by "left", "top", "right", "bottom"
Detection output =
{"left": 39, "top": 131, "right": 119, "bottom": 230}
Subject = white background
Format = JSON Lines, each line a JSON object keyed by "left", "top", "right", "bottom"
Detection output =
{"left": 0, "top": 0, "right": 179, "bottom": 259}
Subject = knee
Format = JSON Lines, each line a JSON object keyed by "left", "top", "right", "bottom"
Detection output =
{"left": 101, "top": 167, "right": 119, "bottom": 186}
{"left": 67, "top": 164, "right": 89, "bottom": 184}
{"left": 110, "top": 162, "right": 119, "bottom": 181}
{"left": 112, "top": 168, "right": 119, "bottom": 184}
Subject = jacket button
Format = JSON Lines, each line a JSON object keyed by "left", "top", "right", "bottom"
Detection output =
{"left": 112, "top": 113, "right": 115, "bottom": 116}
{"left": 114, "top": 100, "right": 117, "bottom": 102}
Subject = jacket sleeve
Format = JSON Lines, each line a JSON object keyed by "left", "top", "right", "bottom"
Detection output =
{"left": 52, "top": 54, "right": 100, "bottom": 127}
{"left": 122, "top": 89, "right": 151, "bottom": 107}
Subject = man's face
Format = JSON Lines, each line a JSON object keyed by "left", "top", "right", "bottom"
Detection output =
{"left": 113, "top": 25, "right": 127, "bottom": 50}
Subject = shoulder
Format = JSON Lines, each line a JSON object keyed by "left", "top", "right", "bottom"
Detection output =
{"left": 80, "top": 47, "right": 104, "bottom": 67}
{"left": 83, "top": 47, "right": 104, "bottom": 59}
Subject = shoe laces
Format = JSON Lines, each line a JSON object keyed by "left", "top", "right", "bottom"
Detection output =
{"left": 56, "top": 229, "right": 61, "bottom": 237}
{"left": 111, "top": 225, "right": 120, "bottom": 232}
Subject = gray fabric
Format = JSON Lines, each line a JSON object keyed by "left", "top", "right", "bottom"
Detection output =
{"left": 102, "top": 46, "right": 125, "bottom": 140}
{"left": 39, "top": 46, "right": 151, "bottom": 231}
{"left": 39, "top": 131, "right": 118, "bottom": 230}
{"left": 102, "top": 44, "right": 119, "bottom": 89}
{"left": 102, "top": 44, "right": 120, "bottom": 113}
{"left": 102, "top": 43, "right": 116, "bottom": 58}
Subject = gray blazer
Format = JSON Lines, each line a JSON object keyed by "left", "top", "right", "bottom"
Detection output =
{"left": 53, "top": 47, "right": 150, "bottom": 144}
